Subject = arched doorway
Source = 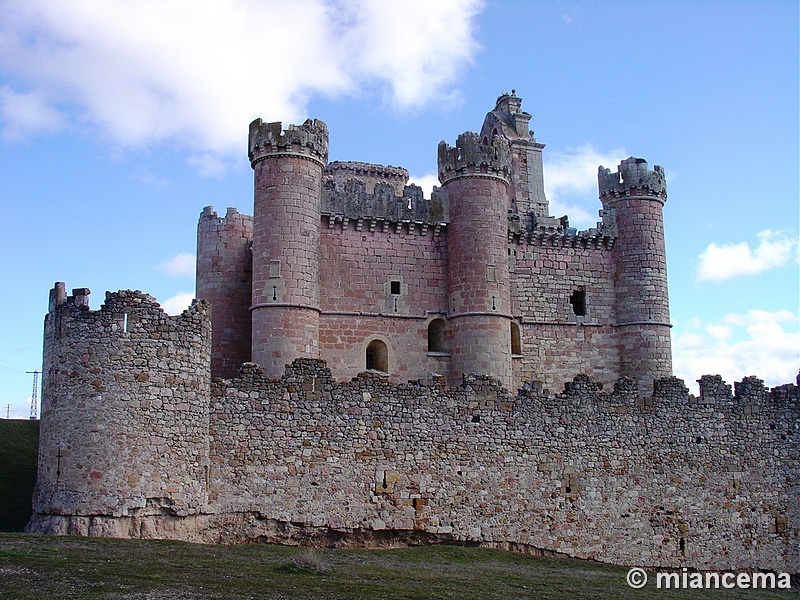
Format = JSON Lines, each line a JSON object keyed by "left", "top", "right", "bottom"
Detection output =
{"left": 365, "top": 339, "right": 388, "bottom": 372}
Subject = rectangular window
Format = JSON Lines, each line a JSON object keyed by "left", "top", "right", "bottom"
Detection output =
{"left": 570, "top": 289, "right": 587, "bottom": 316}
{"left": 390, "top": 280, "right": 401, "bottom": 295}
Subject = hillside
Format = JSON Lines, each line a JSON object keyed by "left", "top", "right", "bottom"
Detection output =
{"left": 0, "top": 419, "right": 39, "bottom": 531}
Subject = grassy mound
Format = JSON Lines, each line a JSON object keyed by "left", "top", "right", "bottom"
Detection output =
{"left": 0, "top": 419, "right": 39, "bottom": 532}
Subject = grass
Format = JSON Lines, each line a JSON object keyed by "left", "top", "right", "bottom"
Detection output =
{"left": 0, "top": 419, "right": 39, "bottom": 532}
{"left": 0, "top": 534, "right": 795, "bottom": 600}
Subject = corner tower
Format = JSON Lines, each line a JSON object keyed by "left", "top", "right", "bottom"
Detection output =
{"left": 196, "top": 206, "right": 253, "bottom": 379}
{"left": 438, "top": 131, "right": 513, "bottom": 388}
{"left": 599, "top": 158, "right": 672, "bottom": 393}
{"left": 248, "top": 118, "right": 328, "bottom": 377}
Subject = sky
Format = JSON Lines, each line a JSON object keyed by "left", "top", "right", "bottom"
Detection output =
{"left": 0, "top": 0, "right": 797, "bottom": 417}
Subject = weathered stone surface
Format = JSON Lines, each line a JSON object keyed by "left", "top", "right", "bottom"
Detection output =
{"left": 29, "top": 302, "right": 799, "bottom": 574}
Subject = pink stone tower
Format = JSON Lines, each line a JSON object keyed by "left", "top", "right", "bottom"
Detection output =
{"left": 196, "top": 206, "right": 253, "bottom": 379}
{"left": 599, "top": 158, "right": 672, "bottom": 394}
{"left": 438, "top": 131, "right": 514, "bottom": 388}
{"left": 248, "top": 118, "right": 329, "bottom": 378}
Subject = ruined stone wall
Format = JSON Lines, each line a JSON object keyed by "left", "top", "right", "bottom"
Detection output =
{"left": 207, "top": 359, "right": 798, "bottom": 573}
{"left": 511, "top": 239, "right": 620, "bottom": 393}
{"left": 29, "top": 285, "right": 211, "bottom": 537}
{"left": 28, "top": 299, "right": 798, "bottom": 573}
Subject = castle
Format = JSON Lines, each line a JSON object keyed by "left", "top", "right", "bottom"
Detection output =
{"left": 27, "top": 93, "right": 798, "bottom": 574}
{"left": 196, "top": 91, "right": 671, "bottom": 395}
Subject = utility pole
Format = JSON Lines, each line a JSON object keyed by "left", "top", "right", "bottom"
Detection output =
{"left": 26, "top": 370, "right": 40, "bottom": 421}
{"left": 5, "top": 404, "right": 9, "bottom": 419}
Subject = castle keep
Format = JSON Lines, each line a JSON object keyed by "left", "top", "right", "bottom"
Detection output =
{"left": 28, "top": 94, "right": 798, "bottom": 574}
{"left": 198, "top": 92, "right": 671, "bottom": 394}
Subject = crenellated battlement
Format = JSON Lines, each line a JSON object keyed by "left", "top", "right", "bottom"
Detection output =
{"left": 248, "top": 118, "right": 329, "bottom": 167}
{"left": 46, "top": 284, "right": 210, "bottom": 342}
{"left": 321, "top": 177, "right": 448, "bottom": 229}
{"left": 437, "top": 131, "right": 511, "bottom": 184}
{"left": 598, "top": 157, "right": 667, "bottom": 203}
{"left": 325, "top": 161, "right": 409, "bottom": 196}
{"left": 199, "top": 205, "right": 253, "bottom": 230}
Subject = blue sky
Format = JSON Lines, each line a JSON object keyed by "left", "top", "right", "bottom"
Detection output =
{"left": 0, "top": 0, "right": 797, "bottom": 417}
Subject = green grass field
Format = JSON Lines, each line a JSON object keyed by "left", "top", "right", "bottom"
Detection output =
{"left": 0, "top": 419, "right": 39, "bottom": 532}
{"left": 0, "top": 535, "right": 795, "bottom": 600}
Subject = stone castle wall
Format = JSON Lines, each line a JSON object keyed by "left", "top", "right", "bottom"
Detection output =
{"left": 511, "top": 238, "right": 620, "bottom": 393}
{"left": 197, "top": 94, "right": 673, "bottom": 394}
{"left": 29, "top": 330, "right": 799, "bottom": 573}
{"left": 318, "top": 217, "right": 449, "bottom": 381}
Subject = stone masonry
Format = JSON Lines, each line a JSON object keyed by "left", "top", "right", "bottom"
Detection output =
{"left": 27, "top": 92, "right": 799, "bottom": 574}
{"left": 193, "top": 91, "right": 672, "bottom": 393}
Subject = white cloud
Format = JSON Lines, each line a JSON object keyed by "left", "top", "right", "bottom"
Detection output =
{"left": 157, "top": 253, "right": 196, "bottom": 278}
{"left": 696, "top": 229, "right": 798, "bottom": 282}
{"left": 672, "top": 308, "right": 799, "bottom": 394}
{"left": 0, "top": 86, "right": 67, "bottom": 140}
{"left": 160, "top": 292, "right": 195, "bottom": 316}
{"left": 543, "top": 143, "right": 627, "bottom": 229}
{"left": 0, "top": 0, "right": 483, "bottom": 172}
{"left": 408, "top": 173, "right": 440, "bottom": 198}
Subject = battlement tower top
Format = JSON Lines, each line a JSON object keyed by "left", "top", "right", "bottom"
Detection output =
{"left": 437, "top": 132, "right": 511, "bottom": 185}
{"left": 598, "top": 157, "right": 667, "bottom": 204}
{"left": 248, "top": 118, "right": 329, "bottom": 168}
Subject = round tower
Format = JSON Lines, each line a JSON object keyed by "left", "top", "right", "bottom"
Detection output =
{"left": 29, "top": 284, "right": 211, "bottom": 536}
{"left": 438, "top": 131, "right": 513, "bottom": 388}
{"left": 248, "top": 118, "right": 328, "bottom": 378}
{"left": 196, "top": 205, "right": 253, "bottom": 380}
{"left": 599, "top": 158, "right": 672, "bottom": 394}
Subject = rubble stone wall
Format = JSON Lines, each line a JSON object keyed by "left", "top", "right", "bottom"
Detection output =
{"left": 205, "top": 360, "right": 798, "bottom": 573}
{"left": 30, "top": 286, "right": 211, "bottom": 536}
{"left": 29, "top": 296, "right": 798, "bottom": 574}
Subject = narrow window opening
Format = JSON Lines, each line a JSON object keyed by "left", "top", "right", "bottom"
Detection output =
{"left": 122, "top": 313, "right": 129, "bottom": 333}
{"left": 570, "top": 289, "right": 587, "bottom": 316}
{"left": 428, "top": 319, "right": 447, "bottom": 353}
{"left": 366, "top": 339, "right": 388, "bottom": 373}
{"left": 510, "top": 322, "right": 522, "bottom": 355}
{"left": 678, "top": 537, "right": 686, "bottom": 556}
{"left": 390, "top": 280, "right": 401, "bottom": 295}
{"left": 471, "top": 414, "right": 481, "bottom": 423}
